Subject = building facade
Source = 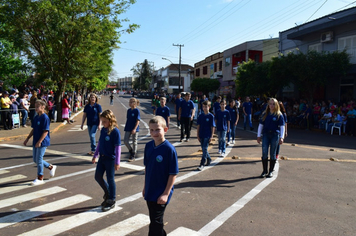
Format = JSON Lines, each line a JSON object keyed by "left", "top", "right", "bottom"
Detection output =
{"left": 117, "top": 77, "right": 134, "bottom": 91}
{"left": 279, "top": 6, "right": 356, "bottom": 102}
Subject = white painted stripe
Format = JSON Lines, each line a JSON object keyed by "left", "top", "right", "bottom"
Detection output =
{"left": 168, "top": 227, "right": 201, "bottom": 236}
{"left": 20, "top": 205, "right": 123, "bottom": 236}
{"left": 198, "top": 162, "right": 280, "bottom": 236}
{"left": 0, "top": 194, "right": 91, "bottom": 229}
{"left": 119, "top": 162, "right": 145, "bottom": 171}
{"left": 89, "top": 214, "right": 149, "bottom": 236}
{"left": 0, "top": 186, "right": 66, "bottom": 209}
{"left": 0, "top": 170, "right": 9, "bottom": 175}
{"left": 0, "top": 174, "right": 27, "bottom": 184}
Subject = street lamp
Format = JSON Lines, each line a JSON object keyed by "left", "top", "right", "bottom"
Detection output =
{"left": 162, "top": 57, "right": 181, "bottom": 93}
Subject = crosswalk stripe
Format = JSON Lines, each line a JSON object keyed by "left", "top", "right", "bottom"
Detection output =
{"left": 0, "top": 170, "right": 9, "bottom": 175}
{"left": 168, "top": 227, "right": 201, "bottom": 236}
{"left": 0, "top": 194, "right": 91, "bottom": 229}
{"left": 0, "top": 186, "right": 66, "bottom": 209}
{"left": 89, "top": 213, "right": 150, "bottom": 236}
{"left": 120, "top": 162, "right": 145, "bottom": 171}
{"left": 20, "top": 204, "right": 123, "bottom": 236}
{"left": 0, "top": 174, "right": 27, "bottom": 184}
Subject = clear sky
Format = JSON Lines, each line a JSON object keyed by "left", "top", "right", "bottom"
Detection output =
{"left": 112, "top": 0, "right": 356, "bottom": 79}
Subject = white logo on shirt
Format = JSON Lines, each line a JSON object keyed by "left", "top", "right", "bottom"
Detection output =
{"left": 156, "top": 155, "right": 163, "bottom": 162}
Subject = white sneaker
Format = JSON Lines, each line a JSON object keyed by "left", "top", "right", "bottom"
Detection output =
{"left": 221, "top": 152, "right": 225, "bottom": 157}
{"left": 233, "top": 140, "right": 235, "bottom": 144}
{"left": 218, "top": 150, "right": 222, "bottom": 154}
{"left": 31, "top": 178, "right": 44, "bottom": 186}
{"left": 49, "top": 165, "right": 57, "bottom": 177}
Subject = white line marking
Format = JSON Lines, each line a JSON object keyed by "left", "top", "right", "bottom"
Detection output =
{"left": 168, "top": 227, "right": 201, "bottom": 236}
{"left": 0, "top": 194, "right": 91, "bottom": 229}
{"left": 0, "top": 186, "right": 66, "bottom": 209}
{"left": 0, "top": 174, "right": 27, "bottom": 184}
{"left": 89, "top": 214, "right": 150, "bottom": 236}
{"left": 119, "top": 162, "right": 145, "bottom": 171}
{"left": 0, "top": 170, "right": 9, "bottom": 175}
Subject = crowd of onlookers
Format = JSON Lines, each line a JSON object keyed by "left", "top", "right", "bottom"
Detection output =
{"left": 0, "top": 80, "right": 87, "bottom": 131}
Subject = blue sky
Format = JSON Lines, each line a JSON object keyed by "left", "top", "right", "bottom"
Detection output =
{"left": 113, "top": 0, "right": 356, "bottom": 79}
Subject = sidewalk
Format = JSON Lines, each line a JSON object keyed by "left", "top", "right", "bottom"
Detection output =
{"left": 0, "top": 110, "right": 83, "bottom": 142}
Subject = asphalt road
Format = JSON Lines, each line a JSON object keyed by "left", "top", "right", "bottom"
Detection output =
{"left": 0, "top": 94, "right": 355, "bottom": 236}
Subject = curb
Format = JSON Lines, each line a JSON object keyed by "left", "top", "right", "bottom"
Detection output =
{"left": 0, "top": 110, "right": 83, "bottom": 143}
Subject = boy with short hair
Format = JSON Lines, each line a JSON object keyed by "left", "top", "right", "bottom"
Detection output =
{"left": 143, "top": 116, "right": 179, "bottom": 236}
{"left": 215, "top": 100, "right": 231, "bottom": 157}
{"left": 156, "top": 97, "right": 171, "bottom": 128}
{"left": 213, "top": 96, "right": 222, "bottom": 115}
{"left": 197, "top": 100, "right": 215, "bottom": 171}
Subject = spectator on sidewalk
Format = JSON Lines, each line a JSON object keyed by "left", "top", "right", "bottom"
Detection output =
{"left": 1, "top": 91, "right": 12, "bottom": 130}
{"left": 346, "top": 106, "right": 356, "bottom": 136}
{"left": 318, "top": 108, "right": 332, "bottom": 130}
{"left": 9, "top": 95, "right": 19, "bottom": 128}
{"left": 326, "top": 112, "right": 344, "bottom": 133}
{"left": 29, "top": 90, "right": 38, "bottom": 124}
{"left": 62, "top": 94, "right": 72, "bottom": 124}
{"left": 47, "top": 96, "right": 55, "bottom": 121}
{"left": 243, "top": 96, "right": 254, "bottom": 131}
{"left": 19, "top": 93, "right": 29, "bottom": 127}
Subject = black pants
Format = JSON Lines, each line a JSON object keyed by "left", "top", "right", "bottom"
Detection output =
{"left": 180, "top": 117, "right": 191, "bottom": 140}
{"left": 346, "top": 118, "right": 356, "bottom": 135}
{"left": 146, "top": 201, "right": 167, "bottom": 236}
{"left": 1, "top": 109, "right": 11, "bottom": 129}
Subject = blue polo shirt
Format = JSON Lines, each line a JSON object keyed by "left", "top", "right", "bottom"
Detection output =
{"left": 156, "top": 106, "right": 171, "bottom": 125}
{"left": 259, "top": 112, "right": 285, "bottom": 133}
{"left": 180, "top": 100, "right": 195, "bottom": 118}
{"left": 226, "top": 105, "right": 239, "bottom": 124}
{"left": 215, "top": 110, "right": 231, "bottom": 131}
{"left": 213, "top": 102, "right": 221, "bottom": 114}
{"left": 175, "top": 98, "right": 182, "bottom": 112}
{"left": 347, "top": 109, "right": 356, "bottom": 118}
{"left": 197, "top": 113, "right": 215, "bottom": 139}
{"left": 99, "top": 127, "right": 121, "bottom": 158}
{"left": 124, "top": 108, "right": 140, "bottom": 132}
{"left": 144, "top": 140, "right": 179, "bottom": 204}
{"left": 84, "top": 103, "right": 102, "bottom": 126}
{"left": 243, "top": 102, "right": 253, "bottom": 115}
{"left": 32, "top": 113, "right": 50, "bottom": 147}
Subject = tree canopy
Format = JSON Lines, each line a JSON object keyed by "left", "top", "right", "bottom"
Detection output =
{"left": 131, "top": 59, "right": 153, "bottom": 90}
{"left": 191, "top": 78, "right": 220, "bottom": 95}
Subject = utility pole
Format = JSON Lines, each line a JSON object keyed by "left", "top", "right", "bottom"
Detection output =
{"left": 173, "top": 44, "right": 184, "bottom": 93}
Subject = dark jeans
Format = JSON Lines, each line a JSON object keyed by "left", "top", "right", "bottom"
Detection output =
{"left": 146, "top": 201, "right": 167, "bottom": 236}
{"left": 176, "top": 109, "right": 180, "bottom": 126}
{"left": 180, "top": 117, "right": 191, "bottom": 140}
{"left": 2, "top": 109, "right": 11, "bottom": 129}
{"left": 94, "top": 155, "right": 116, "bottom": 200}
{"left": 346, "top": 118, "right": 356, "bottom": 135}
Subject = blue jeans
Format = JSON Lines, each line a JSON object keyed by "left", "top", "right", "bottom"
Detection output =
{"left": 33, "top": 146, "right": 50, "bottom": 176}
{"left": 95, "top": 155, "right": 116, "bottom": 200}
{"left": 228, "top": 124, "right": 236, "bottom": 142}
{"left": 217, "top": 130, "right": 227, "bottom": 153}
{"left": 200, "top": 137, "right": 211, "bottom": 166}
{"left": 87, "top": 125, "right": 98, "bottom": 152}
{"left": 244, "top": 114, "right": 252, "bottom": 128}
{"left": 262, "top": 132, "right": 279, "bottom": 161}
{"left": 21, "top": 109, "right": 28, "bottom": 126}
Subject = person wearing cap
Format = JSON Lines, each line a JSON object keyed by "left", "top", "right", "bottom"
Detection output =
{"left": 9, "top": 95, "right": 19, "bottom": 128}
{"left": 1, "top": 91, "right": 12, "bottom": 130}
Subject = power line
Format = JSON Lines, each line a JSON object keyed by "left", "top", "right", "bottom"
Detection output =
{"left": 304, "top": 0, "right": 328, "bottom": 23}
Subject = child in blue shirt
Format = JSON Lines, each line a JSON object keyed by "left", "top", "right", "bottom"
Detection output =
{"left": 24, "top": 99, "right": 57, "bottom": 185}
{"left": 257, "top": 98, "right": 285, "bottom": 178}
{"left": 92, "top": 109, "right": 121, "bottom": 212}
{"left": 213, "top": 96, "right": 221, "bottom": 115}
{"left": 243, "top": 96, "right": 254, "bottom": 131}
{"left": 226, "top": 99, "right": 239, "bottom": 145}
{"left": 197, "top": 100, "right": 215, "bottom": 171}
{"left": 155, "top": 97, "right": 171, "bottom": 128}
{"left": 124, "top": 98, "right": 140, "bottom": 161}
{"left": 215, "top": 100, "right": 230, "bottom": 157}
{"left": 142, "top": 116, "right": 179, "bottom": 236}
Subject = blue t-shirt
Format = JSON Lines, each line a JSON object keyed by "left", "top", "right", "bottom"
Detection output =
{"left": 226, "top": 105, "right": 239, "bottom": 124}
{"left": 259, "top": 112, "right": 285, "bottom": 133}
{"left": 84, "top": 103, "right": 102, "bottom": 126}
{"left": 243, "top": 102, "right": 253, "bottom": 114}
{"left": 99, "top": 127, "right": 121, "bottom": 158}
{"left": 124, "top": 108, "right": 140, "bottom": 132}
{"left": 215, "top": 110, "right": 231, "bottom": 131}
{"left": 156, "top": 106, "right": 171, "bottom": 125}
{"left": 180, "top": 100, "right": 195, "bottom": 118}
{"left": 144, "top": 140, "right": 179, "bottom": 204}
{"left": 213, "top": 102, "right": 221, "bottom": 114}
{"left": 197, "top": 113, "right": 215, "bottom": 139}
{"left": 199, "top": 98, "right": 207, "bottom": 109}
{"left": 175, "top": 98, "right": 182, "bottom": 112}
{"left": 32, "top": 113, "right": 50, "bottom": 147}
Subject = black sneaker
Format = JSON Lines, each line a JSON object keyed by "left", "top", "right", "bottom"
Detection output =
{"left": 244, "top": 127, "right": 246, "bottom": 130}
{"left": 250, "top": 127, "right": 254, "bottom": 131}
{"left": 206, "top": 159, "right": 211, "bottom": 166}
{"left": 102, "top": 199, "right": 115, "bottom": 212}
{"left": 101, "top": 193, "right": 108, "bottom": 207}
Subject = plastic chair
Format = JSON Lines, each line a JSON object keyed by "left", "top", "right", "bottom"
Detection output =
{"left": 12, "top": 113, "right": 20, "bottom": 129}
{"left": 331, "top": 123, "right": 342, "bottom": 135}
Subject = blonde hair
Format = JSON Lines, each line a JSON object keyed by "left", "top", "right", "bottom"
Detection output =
{"left": 261, "top": 98, "right": 281, "bottom": 121}
{"left": 100, "top": 110, "right": 118, "bottom": 135}
{"left": 149, "top": 116, "right": 167, "bottom": 129}
{"left": 35, "top": 99, "right": 49, "bottom": 114}
{"left": 130, "top": 98, "right": 140, "bottom": 106}
{"left": 160, "top": 97, "right": 166, "bottom": 101}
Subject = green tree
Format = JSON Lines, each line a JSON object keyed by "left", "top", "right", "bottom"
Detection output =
{"left": 191, "top": 78, "right": 220, "bottom": 95}
{"left": 0, "top": 0, "right": 138, "bottom": 120}
{"left": 131, "top": 59, "right": 153, "bottom": 90}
